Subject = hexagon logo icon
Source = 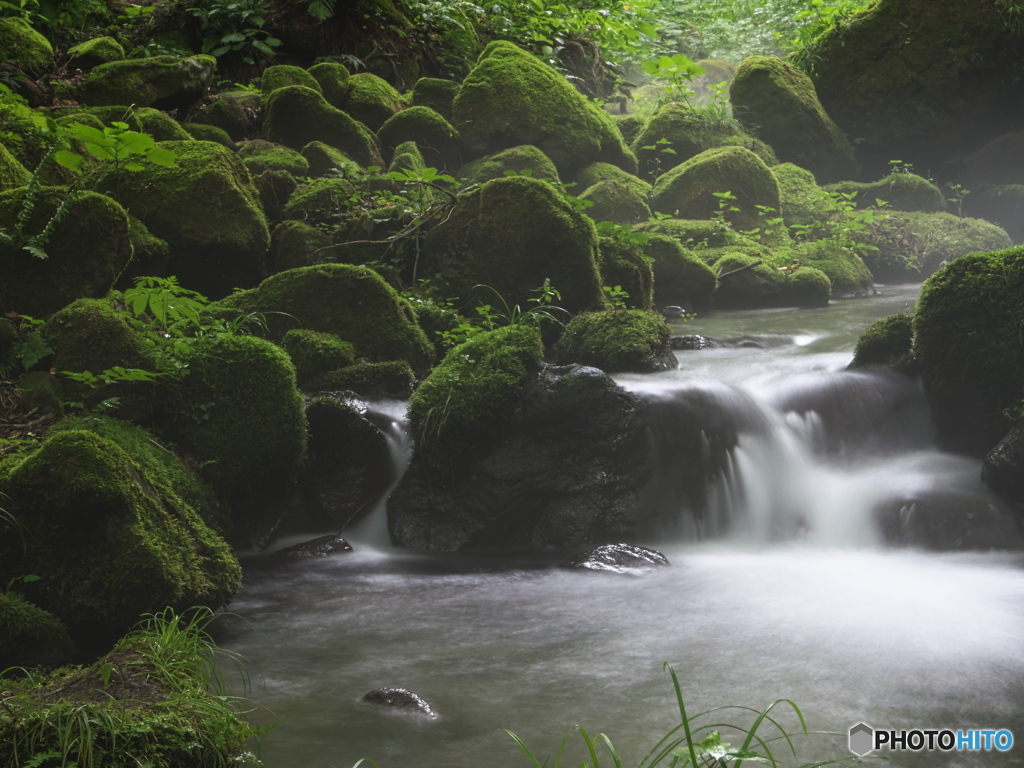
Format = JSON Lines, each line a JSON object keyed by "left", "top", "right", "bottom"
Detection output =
{"left": 849, "top": 723, "right": 874, "bottom": 756}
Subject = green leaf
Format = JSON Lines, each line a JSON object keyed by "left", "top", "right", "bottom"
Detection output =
{"left": 145, "top": 146, "right": 178, "bottom": 167}
{"left": 53, "top": 149, "right": 84, "bottom": 170}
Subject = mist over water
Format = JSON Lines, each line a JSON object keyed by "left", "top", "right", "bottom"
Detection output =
{"left": 223, "top": 284, "right": 1024, "bottom": 768}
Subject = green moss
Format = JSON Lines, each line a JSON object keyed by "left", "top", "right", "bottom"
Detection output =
{"left": 642, "top": 233, "right": 718, "bottom": 309}
{"left": 580, "top": 180, "right": 651, "bottom": 225}
{"left": 340, "top": 72, "right": 405, "bottom": 132}
{"left": 574, "top": 161, "right": 651, "bottom": 200}
{"left": 914, "top": 245, "right": 1024, "bottom": 454}
{"left": 260, "top": 64, "right": 322, "bottom": 103}
{"left": 302, "top": 140, "right": 360, "bottom": 177}
{"left": 0, "top": 429, "right": 241, "bottom": 642}
{"left": 773, "top": 162, "right": 830, "bottom": 229}
{"left": 422, "top": 175, "right": 605, "bottom": 316}
{"left": 711, "top": 252, "right": 787, "bottom": 308}
{"left": 784, "top": 266, "right": 831, "bottom": 307}
{"left": 651, "top": 146, "right": 782, "bottom": 231}
{"left": 596, "top": 237, "right": 653, "bottom": 310}
{"left": 388, "top": 140, "right": 426, "bottom": 175}
{"left": 0, "top": 17, "right": 52, "bottom": 72}
{"left": 304, "top": 360, "right": 415, "bottom": 398}
{"left": 308, "top": 61, "right": 351, "bottom": 109}
{"left": 237, "top": 139, "right": 310, "bottom": 175}
{"left": 254, "top": 168, "right": 298, "bottom": 224}
{"left": 135, "top": 107, "right": 191, "bottom": 141}
{"left": 268, "top": 219, "right": 331, "bottom": 272}
{"left": 636, "top": 217, "right": 749, "bottom": 252}
{"left": 280, "top": 328, "right": 356, "bottom": 385}
{"left": 850, "top": 312, "right": 914, "bottom": 369}
{"left": 120, "top": 215, "right": 171, "bottom": 284}
{"left": 552, "top": 309, "right": 674, "bottom": 373}
{"left": 282, "top": 176, "right": 355, "bottom": 224}
{"left": 377, "top": 106, "right": 462, "bottom": 171}
{"left": 409, "top": 324, "right": 544, "bottom": 472}
{"left": 407, "top": 299, "right": 460, "bottom": 359}
{"left": 730, "top": 56, "right": 857, "bottom": 184}
{"left": 857, "top": 210, "right": 1012, "bottom": 281}
{"left": 0, "top": 187, "right": 132, "bottom": 317}
{"left": 183, "top": 121, "right": 235, "bottom": 150}
{"left": 411, "top": 77, "right": 460, "bottom": 120}
{"left": 451, "top": 41, "right": 636, "bottom": 177}
{"left": 67, "top": 35, "right": 125, "bottom": 68}
{"left": 0, "top": 592, "right": 77, "bottom": 670}
{"left": 42, "top": 297, "right": 147, "bottom": 375}
{"left": 75, "top": 55, "right": 217, "bottom": 110}
{"left": 612, "top": 114, "right": 644, "bottom": 144}
{"left": 826, "top": 172, "right": 945, "bottom": 212}
{"left": 632, "top": 101, "right": 777, "bottom": 181}
{"left": 458, "top": 144, "right": 561, "bottom": 186}
{"left": 0, "top": 142, "right": 30, "bottom": 192}
{"left": 792, "top": 239, "right": 874, "bottom": 298}
{"left": 263, "top": 85, "right": 382, "bottom": 168}
{"left": 212, "top": 263, "right": 436, "bottom": 375}
{"left": 187, "top": 93, "right": 256, "bottom": 141}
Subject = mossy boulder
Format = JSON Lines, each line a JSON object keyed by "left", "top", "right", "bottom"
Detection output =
{"left": 856, "top": 210, "right": 1012, "bottom": 281}
{"left": 642, "top": 234, "right": 718, "bottom": 310}
{"left": 913, "top": 245, "right": 1024, "bottom": 454}
{"left": 282, "top": 176, "right": 354, "bottom": 224}
{"left": 280, "top": 328, "right": 356, "bottom": 386}
{"left": 119, "top": 215, "right": 172, "bottom": 286}
{"left": 377, "top": 106, "right": 462, "bottom": 171}
{"left": 553, "top": 310, "right": 675, "bottom": 373}
{"left": 67, "top": 36, "right": 125, "bottom": 68}
{"left": 260, "top": 64, "right": 322, "bottom": 103}
{"left": 791, "top": 240, "right": 874, "bottom": 298}
{"left": 183, "top": 121, "right": 236, "bottom": 149}
{"left": 268, "top": 219, "right": 331, "bottom": 272}
{"left": 458, "top": 144, "right": 560, "bottom": 186}
{"left": 596, "top": 237, "right": 654, "bottom": 309}
{"left": 255, "top": 168, "right": 299, "bottom": 224}
{"left": 304, "top": 360, "right": 415, "bottom": 399}
{"left": 421, "top": 175, "right": 605, "bottom": 316}
{"left": 826, "top": 172, "right": 945, "bottom": 212}
{"left": 187, "top": 93, "right": 257, "bottom": 141}
{"left": 636, "top": 217, "right": 749, "bottom": 253}
{"left": 612, "top": 113, "right": 644, "bottom": 144}
{"left": 0, "top": 428, "right": 241, "bottom": 645}
{"left": 237, "top": 139, "right": 310, "bottom": 175}
{"left": 263, "top": 85, "right": 382, "bottom": 168}
{"left": 339, "top": 72, "right": 405, "bottom": 132}
{"left": 850, "top": 312, "right": 915, "bottom": 371}
{"left": 711, "top": 252, "right": 787, "bottom": 308}
{"left": 407, "top": 324, "right": 544, "bottom": 473}
{"left": 75, "top": 55, "right": 216, "bottom": 110}
{"left": 785, "top": 266, "right": 831, "bottom": 307}
{"left": 773, "top": 162, "right": 829, "bottom": 229}
{"left": 0, "top": 143, "right": 31, "bottom": 192}
{"left": 0, "top": 187, "right": 132, "bottom": 317}
{"left": 90, "top": 140, "right": 270, "bottom": 299}
{"left": 0, "top": 592, "right": 77, "bottom": 670}
{"left": 451, "top": 41, "right": 636, "bottom": 177}
{"left": 580, "top": 179, "right": 651, "bottom": 225}
{"left": 0, "top": 17, "right": 52, "bottom": 73}
{"left": 42, "top": 297, "right": 148, "bottom": 376}
{"left": 411, "top": 77, "right": 460, "bottom": 119}
{"left": 212, "top": 264, "right": 435, "bottom": 375}
{"left": 135, "top": 107, "right": 192, "bottom": 141}
{"left": 730, "top": 56, "right": 857, "bottom": 184}
{"left": 308, "top": 61, "right": 351, "bottom": 108}
{"left": 575, "top": 161, "right": 651, "bottom": 201}
{"left": 302, "top": 140, "right": 360, "bottom": 177}
{"left": 651, "top": 146, "right": 781, "bottom": 231}
{"left": 632, "top": 101, "right": 778, "bottom": 181}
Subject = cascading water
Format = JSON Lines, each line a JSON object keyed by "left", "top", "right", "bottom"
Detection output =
{"left": 221, "top": 283, "right": 1024, "bottom": 768}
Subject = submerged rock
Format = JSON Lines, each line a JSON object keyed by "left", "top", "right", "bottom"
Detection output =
{"left": 670, "top": 335, "right": 721, "bottom": 350}
{"left": 271, "top": 534, "right": 353, "bottom": 560}
{"left": 560, "top": 543, "right": 670, "bottom": 573}
{"left": 361, "top": 688, "right": 436, "bottom": 717}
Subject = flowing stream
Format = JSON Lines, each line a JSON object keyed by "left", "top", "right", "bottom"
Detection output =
{"left": 222, "top": 284, "right": 1024, "bottom": 768}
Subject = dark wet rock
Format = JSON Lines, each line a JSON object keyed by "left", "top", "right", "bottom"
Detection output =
{"left": 983, "top": 422, "right": 1024, "bottom": 507}
{"left": 560, "top": 543, "right": 670, "bottom": 573}
{"left": 271, "top": 534, "right": 352, "bottom": 560}
{"left": 874, "top": 493, "right": 1024, "bottom": 551}
{"left": 670, "top": 335, "right": 721, "bottom": 351}
{"left": 361, "top": 687, "right": 436, "bottom": 717}
{"left": 661, "top": 306, "right": 686, "bottom": 319}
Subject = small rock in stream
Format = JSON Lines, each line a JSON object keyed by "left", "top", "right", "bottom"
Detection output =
{"left": 669, "top": 335, "right": 721, "bottom": 351}
{"left": 559, "top": 543, "right": 670, "bottom": 573}
{"left": 271, "top": 534, "right": 353, "bottom": 560}
{"left": 361, "top": 687, "right": 437, "bottom": 717}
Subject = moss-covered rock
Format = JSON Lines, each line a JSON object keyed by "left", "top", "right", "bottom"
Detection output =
{"left": 183, "top": 121, "right": 236, "bottom": 149}
{"left": 280, "top": 328, "right": 356, "bottom": 386}
{"left": 90, "top": 140, "right": 270, "bottom": 299}
{"left": 913, "top": 246, "right": 1024, "bottom": 454}
{"left": 0, "top": 143, "right": 31, "bottom": 192}
{"left": 773, "top": 162, "right": 829, "bottom": 229}
{"left": 0, "top": 17, "right": 52, "bottom": 73}
{"left": 268, "top": 219, "right": 331, "bottom": 272}
{"left": 337, "top": 72, "right": 405, "bottom": 132}
{"left": 730, "top": 56, "right": 857, "bottom": 184}
{"left": 307, "top": 61, "right": 350, "bottom": 106}
{"left": 632, "top": 101, "right": 778, "bottom": 181}
{"left": 784, "top": 266, "right": 831, "bottom": 307}
{"left": 826, "top": 172, "right": 945, "bottom": 212}
{"left": 118, "top": 215, "right": 172, "bottom": 287}
{"left": 136, "top": 107, "right": 192, "bottom": 141}
{"left": 263, "top": 85, "right": 382, "bottom": 168}
{"left": 791, "top": 239, "right": 874, "bottom": 298}
{"left": 856, "top": 210, "right": 1012, "bottom": 281}
{"left": 301, "top": 140, "right": 360, "bottom": 177}
{"left": 388, "top": 140, "right": 426, "bottom": 175}
{"left": 651, "top": 146, "right": 781, "bottom": 231}
{"left": 187, "top": 93, "right": 258, "bottom": 141}
{"left": 711, "top": 252, "right": 786, "bottom": 308}
{"left": 237, "top": 139, "right": 310, "bottom": 175}
{"left": 0, "top": 428, "right": 241, "bottom": 643}
{"left": 0, "top": 187, "right": 132, "bottom": 317}
{"left": 67, "top": 36, "right": 125, "bottom": 68}
{"left": 612, "top": 113, "right": 644, "bottom": 144}
{"left": 0, "top": 592, "right": 77, "bottom": 670}
{"left": 596, "top": 237, "right": 654, "bottom": 309}
{"left": 580, "top": 180, "right": 651, "bottom": 225}
{"left": 411, "top": 77, "right": 460, "bottom": 120}
{"left": 212, "top": 264, "right": 435, "bottom": 375}
{"left": 641, "top": 233, "right": 718, "bottom": 310}
{"left": 75, "top": 55, "right": 216, "bottom": 110}
{"left": 636, "top": 217, "right": 748, "bottom": 252}
{"left": 553, "top": 310, "right": 675, "bottom": 373}
{"left": 42, "top": 297, "right": 147, "bottom": 376}
{"left": 408, "top": 324, "right": 544, "bottom": 472}
{"left": 304, "top": 360, "right": 415, "bottom": 398}
{"left": 377, "top": 106, "right": 462, "bottom": 171}
{"left": 458, "top": 144, "right": 560, "bottom": 185}
{"left": 421, "top": 175, "right": 605, "bottom": 316}
{"left": 254, "top": 168, "right": 298, "bottom": 224}
{"left": 575, "top": 161, "right": 650, "bottom": 200}
{"left": 451, "top": 41, "right": 636, "bottom": 177}
{"left": 281, "top": 176, "right": 354, "bottom": 224}
{"left": 850, "top": 312, "right": 915, "bottom": 370}
{"left": 260, "top": 64, "right": 322, "bottom": 103}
